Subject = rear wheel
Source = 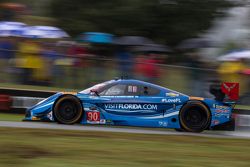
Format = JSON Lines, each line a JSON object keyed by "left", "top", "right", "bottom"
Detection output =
{"left": 53, "top": 95, "right": 83, "bottom": 124}
{"left": 179, "top": 101, "right": 211, "bottom": 132}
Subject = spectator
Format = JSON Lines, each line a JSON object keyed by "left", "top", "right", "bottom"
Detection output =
{"left": 142, "top": 52, "right": 161, "bottom": 83}
{"left": 134, "top": 54, "right": 147, "bottom": 80}
{"left": 41, "top": 42, "right": 62, "bottom": 85}
{"left": 16, "top": 38, "right": 44, "bottom": 85}
{"left": 186, "top": 51, "right": 204, "bottom": 96}
{"left": 0, "top": 37, "right": 15, "bottom": 82}
{"left": 67, "top": 43, "right": 89, "bottom": 88}
{"left": 218, "top": 58, "right": 248, "bottom": 95}
{"left": 116, "top": 46, "right": 133, "bottom": 78}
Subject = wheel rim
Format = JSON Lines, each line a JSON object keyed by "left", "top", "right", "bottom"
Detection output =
{"left": 183, "top": 108, "right": 208, "bottom": 130}
{"left": 58, "top": 101, "right": 79, "bottom": 122}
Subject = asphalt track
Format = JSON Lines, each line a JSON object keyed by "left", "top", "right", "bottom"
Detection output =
{"left": 0, "top": 121, "right": 250, "bottom": 139}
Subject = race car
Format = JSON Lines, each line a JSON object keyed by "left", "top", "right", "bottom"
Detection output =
{"left": 23, "top": 79, "right": 238, "bottom": 132}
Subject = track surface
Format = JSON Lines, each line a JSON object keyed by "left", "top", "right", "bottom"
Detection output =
{"left": 0, "top": 121, "right": 250, "bottom": 139}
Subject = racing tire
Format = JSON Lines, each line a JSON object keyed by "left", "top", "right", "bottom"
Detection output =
{"left": 53, "top": 95, "right": 83, "bottom": 124}
{"left": 179, "top": 101, "right": 211, "bottom": 133}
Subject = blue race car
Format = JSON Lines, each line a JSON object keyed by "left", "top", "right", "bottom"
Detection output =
{"left": 24, "top": 79, "right": 237, "bottom": 132}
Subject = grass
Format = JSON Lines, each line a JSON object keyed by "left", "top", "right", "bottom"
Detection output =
{"left": 0, "top": 113, "right": 23, "bottom": 122}
{"left": 0, "top": 127, "right": 249, "bottom": 167}
{"left": 235, "top": 105, "right": 250, "bottom": 110}
{"left": 0, "top": 111, "right": 249, "bottom": 166}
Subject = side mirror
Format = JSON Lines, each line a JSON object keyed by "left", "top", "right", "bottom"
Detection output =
{"left": 90, "top": 89, "right": 99, "bottom": 96}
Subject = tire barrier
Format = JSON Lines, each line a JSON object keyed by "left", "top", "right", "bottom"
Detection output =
{"left": 0, "top": 88, "right": 53, "bottom": 113}
{"left": 0, "top": 95, "right": 12, "bottom": 111}
{"left": 0, "top": 96, "right": 44, "bottom": 113}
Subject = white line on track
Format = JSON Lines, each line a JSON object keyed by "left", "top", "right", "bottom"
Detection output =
{"left": 0, "top": 121, "right": 249, "bottom": 139}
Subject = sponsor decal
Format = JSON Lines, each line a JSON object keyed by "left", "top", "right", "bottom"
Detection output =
{"left": 128, "top": 85, "right": 138, "bottom": 93}
{"left": 161, "top": 98, "right": 181, "bottom": 103}
{"left": 159, "top": 121, "right": 168, "bottom": 127}
{"left": 215, "top": 113, "right": 230, "bottom": 117}
{"left": 104, "top": 103, "right": 157, "bottom": 110}
{"left": 215, "top": 109, "right": 230, "bottom": 113}
{"left": 106, "top": 119, "right": 112, "bottom": 124}
{"left": 221, "top": 82, "right": 239, "bottom": 100}
{"left": 87, "top": 111, "right": 100, "bottom": 123}
{"left": 166, "top": 92, "right": 179, "bottom": 97}
{"left": 214, "top": 105, "right": 230, "bottom": 117}
{"left": 101, "top": 96, "right": 139, "bottom": 98}
{"left": 212, "top": 120, "right": 220, "bottom": 125}
{"left": 100, "top": 119, "right": 106, "bottom": 124}
{"left": 215, "top": 105, "right": 230, "bottom": 110}
{"left": 47, "top": 111, "right": 53, "bottom": 120}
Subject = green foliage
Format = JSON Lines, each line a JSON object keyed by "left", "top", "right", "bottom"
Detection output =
{"left": 50, "top": 0, "right": 232, "bottom": 45}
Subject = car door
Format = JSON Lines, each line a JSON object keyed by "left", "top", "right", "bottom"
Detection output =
{"left": 96, "top": 83, "right": 165, "bottom": 127}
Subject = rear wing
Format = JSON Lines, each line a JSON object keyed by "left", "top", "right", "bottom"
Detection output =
{"left": 210, "top": 82, "right": 239, "bottom": 102}
{"left": 221, "top": 82, "right": 239, "bottom": 101}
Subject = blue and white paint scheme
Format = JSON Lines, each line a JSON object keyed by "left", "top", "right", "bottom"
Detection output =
{"left": 24, "top": 79, "right": 234, "bottom": 131}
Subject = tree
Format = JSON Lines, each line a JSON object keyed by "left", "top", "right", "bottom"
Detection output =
{"left": 50, "top": 0, "right": 232, "bottom": 46}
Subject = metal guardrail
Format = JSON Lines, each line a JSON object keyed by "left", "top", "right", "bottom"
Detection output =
{"left": 12, "top": 96, "right": 44, "bottom": 109}
{"left": 235, "top": 114, "right": 250, "bottom": 127}
{"left": 0, "top": 87, "right": 56, "bottom": 98}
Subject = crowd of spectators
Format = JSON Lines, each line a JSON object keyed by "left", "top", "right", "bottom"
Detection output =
{"left": 0, "top": 36, "right": 249, "bottom": 100}
{"left": 0, "top": 37, "right": 164, "bottom": 89}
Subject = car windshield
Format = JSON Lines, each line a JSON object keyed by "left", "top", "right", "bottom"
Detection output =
{"left": 79, "top": 81, "right": 113, "bottom": 94}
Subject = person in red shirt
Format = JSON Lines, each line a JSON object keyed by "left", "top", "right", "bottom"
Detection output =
{"left": 67, "top": 43, "right": 89, "bottom": 88}
{"left": 135, "top": 52, "right": 161, "bottom": 83}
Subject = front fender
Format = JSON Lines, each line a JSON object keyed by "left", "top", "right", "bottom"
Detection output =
{"left": 24, "top": 92, "right": 63, "bottom": 121}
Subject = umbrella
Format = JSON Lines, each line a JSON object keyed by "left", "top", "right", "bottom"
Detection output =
{"left": 217, "top": 50, "right": 250, "bottom": 61}
{"left": 79, "top": 32, "right": 114, "bottom": 44}
{"left": 21, "top": 26, "right": 69, "bottom": 39}
{"left": 0, "top": 21, "right": 26, "bottom": 37}
{"left": 113, "top": 36, "right": 154, "bottom": 46}
{"left": 177, "top": 38, "right": 214, "bottom": 50}
{"left": 134, "top": 44, "right": 171, "bottom": 52}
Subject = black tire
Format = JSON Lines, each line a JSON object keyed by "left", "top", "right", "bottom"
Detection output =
{"left": 53, "top": 95, "right": 83, "bottom": 124}
{"left": 179, "top": 101, "right": 211, "bottom": 133}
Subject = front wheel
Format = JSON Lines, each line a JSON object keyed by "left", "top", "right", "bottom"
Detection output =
{"left": 53, "top": 95, "right": 83, "bottom": 124}
{"left": 179, "top": 101, "right": 211, "bottom": 133}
